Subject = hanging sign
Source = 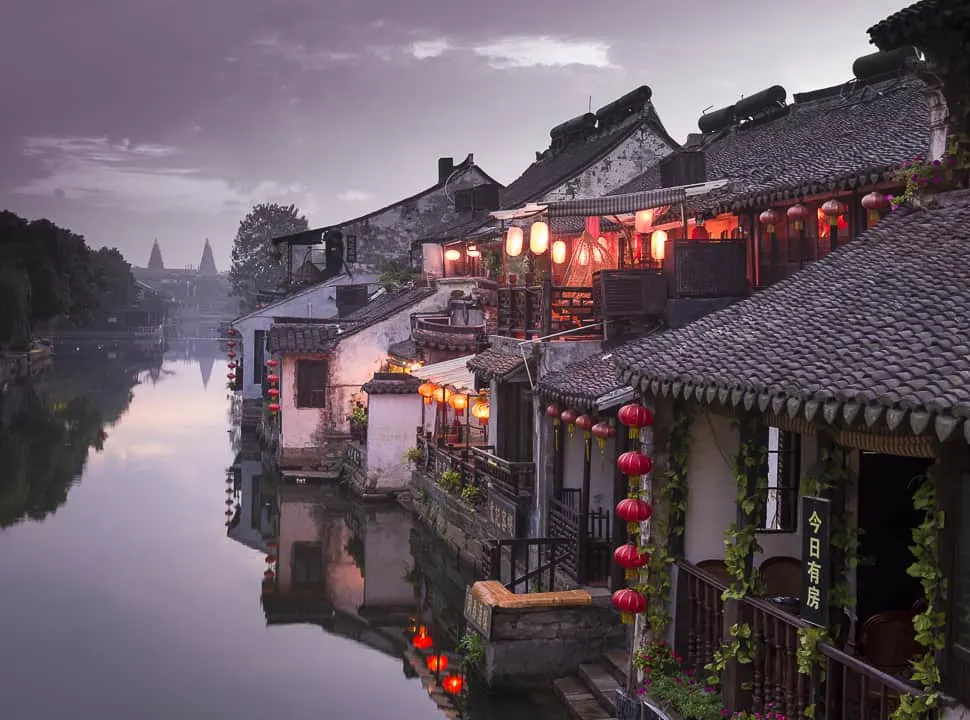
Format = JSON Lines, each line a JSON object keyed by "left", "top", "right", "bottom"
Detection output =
{"left": 800, "top": 495, "right": 832, "bottom": 627}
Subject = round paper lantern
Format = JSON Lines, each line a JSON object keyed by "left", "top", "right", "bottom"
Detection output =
{"left": 529, "top": 221, "right": 549, "bottom": 255}
{"left": 616, "top": 497, "right": 653, "bottom": 532}
{"left": 787, "top": 203, "right": 809, "bottom": 231}
{"left": 265, "top": 555, "right": 276, "bottom": 564}
{"left": 591, "top": 421, "right": 615, "bottom": 452}
{"left": 432, "top": 386, "right": 453, "bottom": 405}
{"left": 616, "top": 451, "right": 653, "bottom": 488}
{"left": 412, "top": 632, "right": 433, "bottom": 650}
{"left": 442, "top": 674, "right": 465, "bottom": 695}
{"left": 444, "top": 248, "right": 462, "bottom": 261}
{"left": 821, "top": 199, "right": 844, "bottom": 226}
{"left": 267, "top": 388, "right": 280, "bottom": 399}
{"left": 267, "top": 402, "right": 280, "bottom": 414}
{"left": 617, "top": 403, "right": 653, "bottom": 440}
{"left": 650, "top": 230, "right": 667, "bottom": 261}
{"left": 266, "top": 374, "right": 279, "bottom": 386}
{"left": 225, "top": 498, "right": 233, "bottom": 506}
{"left": 634, "top": 209, "right": 653, "bottom": 234}
{"left": 227, "top": 351, "right": 236, "bottom": 359}
{"left": 551, "top": 239, "right": 567, "bottom": 265}
{"left": 228, "top": 361, "right": 237, "bottom": 369}
{"left": 546, "top": 404, "right": 561, "bottom": 425}
{"left": 467, "top": 244, "right": 481, "bottom": 258}
{"left": 759, "top": 209, "right": 781, "bottom": 234}
{"left": 614, "top": 543, "right": 650, "bottom": 580}
{"left": 471, "top": 398, "right": 490, "bottom": 426}
{"left": 560, "top": 408, "right": 578, "bottom": 437}
{"left": 227, "top": 328, "right": 237, "bottom": 336}
{"left": 450, "top": 393, "right": 468, "bottom": 412}
{"left": 266, "top": 359, "right": 278, "bottom": 369}
{"left": 426, "top": 655, "right": 449, "bottom": 673}
{"left": 861, "top": 191, "right": 889, "bottom": 224}
{"left": 227, "top": 372, "right": 235, "bottom": 380}
{"left": 227, "top": 340, "right": 236, "bottom": 348}
{"left": 612, "top": 588, "right": 647, "bottom": 624}
{"left": 417, "top": 382, "right": 436, "bottom": 405}
{"left": 505, "top": 226, "right": 524, "bottom": 257}
{"left": 575, "top": 414, "right": 594, "bottom": 436}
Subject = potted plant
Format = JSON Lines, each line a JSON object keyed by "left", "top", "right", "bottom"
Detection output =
{"left": 633, "top": 641, "right": 724, "bottom": 720}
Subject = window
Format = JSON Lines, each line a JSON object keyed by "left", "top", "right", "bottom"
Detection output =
{"left": 741, "top": 422, "right": 801, "bottom": 532}
{"left": 292, "top": 542, "right": 324, "bottom": 588}
{"left": 296, "top": 359, "right": 328, "bottom": 408}
{"left": 254, "top": 330, "right": 265, "bottom": 384}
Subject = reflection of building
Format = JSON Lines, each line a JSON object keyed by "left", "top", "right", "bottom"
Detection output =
{"left": 164, "top": 337, "right": 223, "bottom": 390}
{"left": 227, "top": 449, "right": 277, "bottom": 552}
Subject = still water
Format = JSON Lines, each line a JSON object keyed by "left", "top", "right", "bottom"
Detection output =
{"left": 0, "top": 340, "right": 564, "bottom": 720}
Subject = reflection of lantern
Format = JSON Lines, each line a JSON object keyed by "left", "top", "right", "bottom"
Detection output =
{"left": 634, "top": 209, "right": 653, "bottom": 234}
{"left": 546, "top": 404, "right": 561, "bottom": 426}
{"left": 227, "top": 372, "right": 235, "bottom": 380}
{"left": 560, "top": 408, "right": 577, "bottom": 437}
{"left": 265, "top": 555, "right": 276, "bottom": 564}
{"left": 413, "top": 632, "right": 433, "bottom": 650}
{"left": 505, "top": 226, "right": 523, "bottom": 257}
{"left": 759, "top": 209, "right": 781, "bottom": 234}
{"left": 821, "top": 199, "right": 844, "bottom": 226}
{"left": 426, "top": 655, "right": 449, "bottom": 672}
{"left": 591, "top": 421, "right": 615, "bottom": 452}
{"left": 616, "top": 451, "right": 653, "bottom": 489}
{"left": 227, "top": 328, "right": 237, "bottom": 336}
{"left": 432, "top": 386, "right": 453, "bottom": 405}
{"left": 861, "top": 191, "right": 889, "bottom": 224}
{"left": 228, "top": 361, "right": 237, "bottom": 369}
{"left": 787, "top": 203, "right": 809, "bottom": 231}
{"left": 614, "top": 543, "right": 650, "bottom": 580}
{"left": 612, "top": 588, "right": 647, "bottom": 624}
{"left": 471, "top": 398, "right": 490, "bottom": 425}
{"left": 267, "top": 388, "right": 280, "bottom": 399}
{"left": 444, "top": 248, "right": 462, "bottom": 261}
{"left": 450, "top": 393, "right": 468, "bottom": 411}
{"left": 529, "top": 221, "right": 549, "bottom": 255}
{"left": 616, "top": 497, "right": 653, "bottom": 532}
{"left": 442, "top": 674, "right": 465, "bottom": 695}
{"left": 264, "top": 569, "right": 274, "bottom": 580}
{"left": 227, "top": 340, "right": 235, "bottom": 348}
{"left": 551, "top": 240, "right": 567, "bottom": 265}
{"left": 418, "top": 382, "right": 436, "bottom": 405}
{"left": 650, "top": 230, "right": 667, "bottom": 261}
{"left": 267, "top": 540, "right": 277, "bottom": 550}
{"left": 225, "top": 498, "right": 233, "bottom": 506}
{"left": 617, "top": 403, "right": 653, "bottom": 440}
{"left": 227, "top": 351, "right": 236, "bottom": 359}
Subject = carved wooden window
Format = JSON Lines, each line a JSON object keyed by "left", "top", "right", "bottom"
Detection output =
{"left": 296, "top": 359, "right": 328, "bottom": 408}
{"left": 748, "top": 424, "right": 800, "bottom": 533}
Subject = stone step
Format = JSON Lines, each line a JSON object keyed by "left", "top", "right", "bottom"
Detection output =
{"left": 604, "top": 649, "right": 630, "bottom": 686}
{"left": 553, "top": 675, "right": 616, "bottom": 720}
{"left": 579, "top": 663, "right": 621, "bottom": 716}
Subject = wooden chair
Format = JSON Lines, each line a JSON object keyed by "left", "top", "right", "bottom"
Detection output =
{"left": 696, "top": 559, "right": 732, "bottom": 585}
{"left": 857, "top": 610, "right": 921, "bottom": 676}
{"left": 759, "top": 556, "right": 802, "bottom": 598}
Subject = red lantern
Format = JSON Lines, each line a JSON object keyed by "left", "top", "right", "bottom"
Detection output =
{"left": 266, "top": 359, "right": 279, "bottom": 369}
{"left": 268, "top": 402, "right": 280, "bottom": 414}
{"left": 442, "top": 674, "right": 465, "bottom": 695}
{"left": 821, "top": 199, "right": 844, "bottom": 227}
{"left": 617, "top": 403, "right": 653, "bottom": 440}
{"left": 612, "top": 588, "right": 647, "bottom": 624}
{"left": 614, "top": 543, "right": 650, "bottom": 580}
{"left": 575, "top": 414, "right": 594, "bottom": 436}
{"left": 546, "top": 404, "right": 561, "bottom": 426}
{"left": 225, "top": 498, "right": 233, "bottom": 506}
{"left": 264, "top": 569, "right": 274, "bottom": 579}
{"left": 413, "top": 632, "right": 433, "bottom": 650}
{"left": 560, "top": 408, "right": 578, "bottom": 437}
{"left": 591, "top": 422, "right": 615, "bottom": 453}
{"left": 691, "top": 225, "right": 710, "bottom": 239}
{"left": 426, "top": 654, "right": 449, "bottom": 672}
{"left": 227, "top": 372, "right": 235, "bottom": 380}
{"left": 228, "top": 361, "right": 237, "bottom": 369}
{"left": 616, "top": 451, "right": 653, "bottom": 486}
{"left": 261, "top": 578, "right": 274, "bottom": 593}
{"left": 227, "top": 340, "right": 236, "bottom": 348}
{"left": 616, "top": 497, "right": 653, "bottom": 533}
{"left": 266, "top": 374, "right": 279, "bottom": 386}
{"left": 227, "top": 351, "right": 236, "bottom": 359}
{"left": 758, "top": 209, "right": 781, "bottom": 234}
{"left": 267, "top": 388, "right": 280, "bottom": 399}
{"left": 227, "top": 328, "right": 237, "bottom": 336}
{"left": 265, "top": 555, "right": 276, "bottom": 564}
{"left": 266, "top": 540, "right": 277, "bottom": 550}
{"left": 861, "top": 191, "right": 888, "bottom": 225}
{"left": 787, "top": 203, "right": 809, "bottom": 231}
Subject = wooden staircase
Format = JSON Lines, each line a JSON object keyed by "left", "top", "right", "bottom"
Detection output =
{"left": 552, "top": 649, "right": 631, "bottom": 720}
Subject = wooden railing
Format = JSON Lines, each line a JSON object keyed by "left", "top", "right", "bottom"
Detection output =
{"left": 548, "top": 489, "right": 612, "bottom": 585}
{"left": 495, "top": 281, "right": 599, "bottom": 340}
{"left": 748, "top": 596, "right": 810, "bottom": 719}
{"left": 676, "top": 561, "right": 728, "bottom": 676}
{"left": 344, "top": 442, "right": 364, "bottom": 470}
{"left": 481, "top": 537, "right": 575, "bottom": 593}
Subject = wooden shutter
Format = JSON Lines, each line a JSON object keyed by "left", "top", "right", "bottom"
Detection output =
{"left": 296, "top": 359, "right": 328, "bottom": 408}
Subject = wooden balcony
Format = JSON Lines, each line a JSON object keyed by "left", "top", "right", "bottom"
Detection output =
{"left": 674, "top": 561, "right": 937, "bottom": 720}
{"left": 548, "top": 488, "right": 612, "bottom": 586}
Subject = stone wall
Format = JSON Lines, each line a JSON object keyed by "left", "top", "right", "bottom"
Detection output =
{"left": 407, "top": 467, "right": 491, "bottom": 568}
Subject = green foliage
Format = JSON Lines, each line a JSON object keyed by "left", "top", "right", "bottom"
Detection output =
{"left": 457, "top": 629, "right": 485, "bottom": 670}
{"left": 403, "top": 446, "right": 424, "bottom": 467}
{"left": 636, "top": 641, "right": 724, "bottom": 720}
{"left": 438, "top": 469, "right": 462, "bottom": 494}
{"left": 460, "top": 484, "right": 481, "bottom": 507}
{"left": 229, "top": 202, "right": 308, "bottom": 310}
{"left": 378, "top": 259, "right": 419, "bottom": 291}
{"left": 479, "top": 248, "right": 502, "bottom": 279}
{"left": 889, "top": 149, "right": 963, "bottom": 208}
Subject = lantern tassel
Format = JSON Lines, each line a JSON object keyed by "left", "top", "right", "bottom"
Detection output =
{"left": 621, "top": 612, "right": 633, "bottom": 625}
{"left": 628, "top": 427, "right": 638, "bottom": 441}
{"left": 628, "top": 475, "right": 640, "bottom": 491}
{"left": 867, "top": 209, "right": 880, "bottom": 225}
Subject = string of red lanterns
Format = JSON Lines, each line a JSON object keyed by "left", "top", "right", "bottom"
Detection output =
{"left": 264, "top": 358, "right": 280, "bottom": 416}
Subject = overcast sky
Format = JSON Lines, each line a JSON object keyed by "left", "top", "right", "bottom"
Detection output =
{"left": 0, "top": 0, "right": 909, "bottom": 271}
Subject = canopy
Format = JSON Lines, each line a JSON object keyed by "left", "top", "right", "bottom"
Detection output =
{"left": 410, "top": 354, "right": 477, "bottom": 394}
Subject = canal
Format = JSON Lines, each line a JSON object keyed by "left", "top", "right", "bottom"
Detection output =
{"left": 0, "top": 340, "right": 566, "bottom": 720}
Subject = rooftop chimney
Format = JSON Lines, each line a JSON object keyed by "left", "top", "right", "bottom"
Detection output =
{"left": 438, "top": 157, "right": 455, "bottom": 185}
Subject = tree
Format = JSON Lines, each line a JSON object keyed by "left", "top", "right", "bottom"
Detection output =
{"left": 229, "top": 202, "right": 308, "bottom": 311}
{"left": 89, "top": 247, "right": 139, "bottom": 309}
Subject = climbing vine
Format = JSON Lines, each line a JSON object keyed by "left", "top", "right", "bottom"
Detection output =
{"left": 706, "top": 415, "right": 767, "bottom": 684}
{"left": 642, "top": 405, "right": 693, "bottom": 637}
{"left": 892, "top": 466, "right": 946, "bottom": 720}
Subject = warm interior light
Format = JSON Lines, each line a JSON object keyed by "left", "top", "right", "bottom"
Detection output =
{"left": 433, "top": 386, "right": 453, "bottom": 405}
{"left": 466, "top": 244, "right": 480, "bottom": 258}
{"left": 450, "top": 393, "right": 468, "bottom": 411}
{"left": 471, "top": 397, "right": 490, "bottom": 425}
{"left": 444, "top": 248, "right": 461, "bottom": 261}
{"left": 551, "top": 239, "right": 567, "bottom": 264}
{"left": 505, "top": 226, "right": 523, "bottom": 257}
{"left": 529, "top": 221, "right": 549, "bottom": 255}
{"left": 650, "top": 230, "right": 667, "bottom": 261}
{"left": 634, "top": 209, "right": 653, "bottom": 234}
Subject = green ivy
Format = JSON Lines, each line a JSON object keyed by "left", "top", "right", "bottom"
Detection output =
{"left": 795, "top": 624, "right": 829, "bottom": 719}
{"left": 891, "top": 466, "right": 947, "bottom": 720}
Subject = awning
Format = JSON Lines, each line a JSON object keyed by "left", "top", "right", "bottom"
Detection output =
{"left": 546, "top": 187, "right": 687, "bottom": 218}
{"left": 411, "top": 354, "right": 477, "bottom": 394}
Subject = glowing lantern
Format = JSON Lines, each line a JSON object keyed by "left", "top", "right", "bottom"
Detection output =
{"left": 650, "top": 230, "right": 667, "bottom": 261}
{"left": 759, "top": 209, "right": 781, "bottom": 234}
{"left": 267, "top": 402, "right": 280, "bottom": 414}
{"left": 505, "top": 226, "right": 524, "bottom": 257}
{"left": 546, "top": 404, "right": 561, "bottom": 426}
{"left": 417, "top": 382, "right": 436, "bottom": 405}
{"left": 591, "top": 422, "right": 615, "bottom": 453}
{"left": 634, "top": 209, "right": 653, "bottom": 234}
{"left": 612, "top": 587, "right": 647, "bottom": 624}
{"left": 266, "top": 374, "right": 279, "bottom": 386}
{"left": 426, "top": 655, "right": 449, "bottom": 672}
{"left": 227, "top": 351, "right": 236, "bottom": 359}
{"left": 575, "top": 414, "right": 594, "bottom": 437}
{"left": 442, "top": 674, "right": 465, "bottom": 695}
{"left": 432, "top": 386, "right": 453, "bottom": 405}
{"left": 266, "top": 359, "right": 278, "bottom": 369}
{"left": 267, "top": 388, "right": 280, "bottom": 399}
{"left": 617, "top": 403, "right": 654, "bottom": 440}
{"left": 616, "top": 497, "right": 653, "bottom": 532}
{"left": 614, "top": 543, "right": 650, "bottom": 580}
{"left": 450, "top": 393, "right": 468, "bottom": 412}
{"left": 616, "top": 451, "right": 653, "bottom": 490}
{"left": 787, "top": 203, "right": 809, "bottom": 231}
{"left": 444, "top": 248, "right": 462, "bottom": 261}
{"left": 529, "top": 221, "right": 549, "bottom": 255}
{"left": 861, "top": 191, "right": 889, "bottom": 224}
{"left": 551, "top": 240, "right": 567, "bottom": 265}
{"left": 471, "top": 398, "right": 490, "bottom": 425}
{"left": 412, "top": 632, "right": 433, "bottom": 650}
{"left": 467, "top": 244, "right": 481, "bottom": 258}
{"left": 691, "top": 225, "right": 710, "bottom": 240}
{"left": 821, "top": 199, "right": 844, "bottom": 226}
{"left": 560, "top": 408, "right": 578, "bottom": 437}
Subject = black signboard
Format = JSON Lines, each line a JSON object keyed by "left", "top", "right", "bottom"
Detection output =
{"left": 800, "top": 495, "right": 832, "bottom": 627}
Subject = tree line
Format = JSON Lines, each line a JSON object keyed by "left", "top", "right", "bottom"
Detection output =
{"left": 0, "top": 210, "right": 138, "bottom": 350}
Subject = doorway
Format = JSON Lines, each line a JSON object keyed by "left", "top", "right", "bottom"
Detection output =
{"left": 855, "top": 452, "right": 929, "bottom": 631}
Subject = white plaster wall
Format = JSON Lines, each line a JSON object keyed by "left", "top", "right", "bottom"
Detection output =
{"left": 279, "top": 279, "right": 477, "bottom": 451}
{"left": 538, "top": 126, "right": 676, "bottom": 203}
{"left": 683, "top": 412, "right": 806, "bottom": 566}
{"left": 361, "top": 507, "right": 416, "bottom": 608}
{"left": 423, "top": 244, "right": 444, "bottom": 278}
{"left": 558, "top": 431, "right": 615, "bottom": 514}
{"left": 365, "top": 393, "right": 422, "bottom": 491}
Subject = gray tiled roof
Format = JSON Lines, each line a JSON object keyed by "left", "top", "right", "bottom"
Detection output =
{"left": 388, "top": 338, "right": 420, "bottom": 360}
{"left": 340, "top": 287, "right": 436, "bottom": 326}
{"left": 867, "top": 1, "right": 970, "bottom": 49}
{"left": 467, "top": 348, "right": 527, "bottom": 381}
{"left": 362, "top": 372, "right": 423, "bottom": 395}
{"left": 537, "top": 354, "right": 628, "bottom": 412}
{"left": 268, "top": 323, "right": 342, "bottom": 353}
{"left": 613, "top": 190, "right": 970, "bottom": 443}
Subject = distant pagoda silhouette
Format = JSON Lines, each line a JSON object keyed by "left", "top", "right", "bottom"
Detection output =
{"left": 147, "top": 239, "right": 164, "bottom": 270}
{"left": 199, "top": 239, "right": 217, "bottom": 275}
